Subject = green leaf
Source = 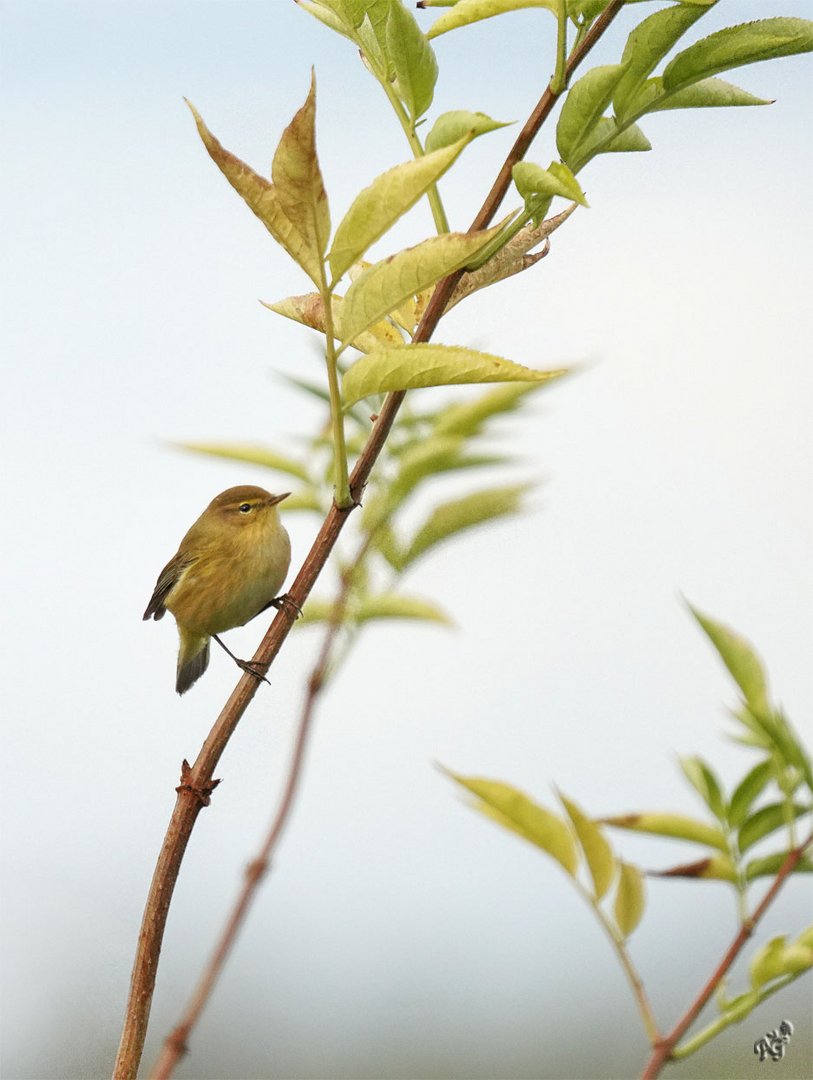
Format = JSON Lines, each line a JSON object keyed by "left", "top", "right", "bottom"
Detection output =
{"left": 559, "top": 792, "right": 616, "bottom": 900}
{"left": 737, "top": 802, "right": 810, "bottom": 854}
{"left": 663, "top": 18, "right": 813, "bottom": 95}
{"left": 513, "top": 161, "right": 588, "bottom": 207}
{"left": 342, "top": 343, "right": 567, "bottom": 406}
{"left": 750, "top": 933, "right": 813, "bottom": 989}
{"left": 433, "top": 383, "right": 545, "bottom": 437}
{"left": 185, "top": 101, "right": 321, "bottom": 285}
{"left": 355, "top": 593, "right": 453, "bottom": 625}
{"left": 614, "top": 862, "right": 646, "bottom": 938}
{"left": 328, "top": 137, "right": 470, "bottom": 281}
{"left": 556, "top": 64, "right": 629, "bottom": 164}
{"left": 386, "top": 1, "right": 438, "bottom": 121}
{"left": 271, "top": 73, "right": 331, "bottom": 268}
{"left": 393, "top": 436, "right": 506, "bottom": 496}
{"left": 568, "top": 117, "right": 651, "bottom": 169}
{"left": 602, "top": 812, "right": 728, "bottom": 852}
{"left": 425, "top": 110, "right": 512, "bottom": 153}
{"left": 679, "top": 755, "right": 726, "bottom": 822}
{"left": 644, "top": 75, "right": 773, "bottom": 113}
{"left": 612, "top": 3, "right": 708, "bottom": 123}
{"left": 174, "top": 441, "right": 310, "bottom": 482}
{"left": 745, "top": 851, "right": 813, "bottom": 881}
{"left": 689, "top": 605, "right": 771, "bottom": 714}
{"left": 446, "top": 772, "right": 579, "bottom": 876}
{"left": 728, "top": 760, "right": 775, "bottom": 828}
{"left": 400, "top": 484, "right": 530, "bottom": 568}
{"left": 427, "top": 0, "right": 558, "bottom": 40}
{"left": 339, "top": 226, "right": 502, "bottom": 345}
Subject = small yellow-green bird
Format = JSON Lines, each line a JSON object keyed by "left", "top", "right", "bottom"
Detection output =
{"left": 143, "top": 485, "right": 292, "bottom": 694}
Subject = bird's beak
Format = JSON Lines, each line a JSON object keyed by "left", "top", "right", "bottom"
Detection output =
{"left": 268, "top": 492, "right": 291, "bottom": 506}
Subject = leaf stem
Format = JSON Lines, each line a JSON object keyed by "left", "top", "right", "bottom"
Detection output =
{"left": 550, "top": 1, "right": 569, "bottom": 95}
{"left": 319, "top": 277, "right": 352, "bottom": 508}
{"left": 378, "top": 76, "right": 450, "bottom": 235}
{"left": 573, "top": 879, "right": 661, "bottom": 1045}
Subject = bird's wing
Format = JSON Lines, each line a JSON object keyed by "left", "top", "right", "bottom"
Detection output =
{"left": 143, "top": 552, "right": 197, "bottom": 621}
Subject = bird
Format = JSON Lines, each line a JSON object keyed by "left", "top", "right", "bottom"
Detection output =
{"left": 143, "top": 485, "right": 292, "bottom": 694}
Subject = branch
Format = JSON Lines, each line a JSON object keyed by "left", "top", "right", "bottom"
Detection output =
{"left": 148, "top": 558, "right": 360, "bottom": 1079}
{"left": 112, "top": 5, "right": 626, "bottom": 1075}
{"left": 640, "top": 832, "right": 813, "bottom": 1080}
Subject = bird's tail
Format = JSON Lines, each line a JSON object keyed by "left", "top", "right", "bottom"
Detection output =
{"left": 176, "top": 629, "right": 210, "bottom": 695}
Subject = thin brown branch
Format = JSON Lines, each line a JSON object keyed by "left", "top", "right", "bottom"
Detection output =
{"left": 149, "top": 573, "right": 358, "bottom": 1079}
{"left": 640, "top": 832, "right": 813, "bottom": 1080}
{"left": 112, "top": 6, "right": 626, "bottom": 1076}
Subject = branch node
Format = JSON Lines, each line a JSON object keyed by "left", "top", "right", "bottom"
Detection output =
{"left": 176, "top": 759, "right": 222, "bottom": 807}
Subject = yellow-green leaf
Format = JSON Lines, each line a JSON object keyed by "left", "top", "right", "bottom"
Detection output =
{"left": 261, "top": 293, "right": 402, "bottom": 352}
{"left": 271, "top": 73, "right": 331, "bottom": 266}
{"left": 342, "top": 343, "right": 566, "bottom": 406}
{"left": 400, "top": 484, "right": 530, "bottom": 568}
{"left": 602, "top": 812, "right": 728, "bottom": 852}
{"left": 559, "top": 792, "right": 616, "bottom": 900}
{"left": 174, "top": 441, "right": 310, "bottom": 481}
{"left": 644, "top": 76, "right": 773, "bottom": 113}
{"left": 328, "top": 138, "right": 469, "bottom": 281}
{"left": 689, "top": 605, "right": 771, "bottom": 714}
{"left": 556, "top": 64, "right": 629, "bottom": 164}
{"left": 339, "top": 226, "right": 502, "bottom": 346}
{"left": 433, "top": 383, "right": 544, "bottom": 437}
{"left": 614, "top": 861, "right": 646, "bottom": 938}
{"left": 750, "top": 933, "right": 813, "bottom": 989}
{"left": 387, "top": 0, "right": 438, "bottom": 121}
{"left": 425, "top": 110, "right": 512, "bottom": 152}
{"left": 427, "top": 0, "right": 558, "bottom": 40}
{"left": 447, "top": 772, "right": 579, "bottom": 876}
{"left": 513, "top": 161, "right": 588, "bottom": 207}
{"left": 652, "top": 854, "right": 737, "bottom": 882}
{"left": 355, "top": 593, "right": 453, "bottom": 625}
{"left": 185, "top": 101, "right": 321, "bottom": 284}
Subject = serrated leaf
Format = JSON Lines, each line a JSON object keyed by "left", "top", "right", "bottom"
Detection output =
{"left": 355, "top": 593, "right": 453, "bottom": 625}
{"left": 339, "top": 226, "right": 502, "bottom": 346}
{"left": 433, "top": 383, "right": 544, "bottom": 437}
{"left": 328, "top": 138, "right": 470, "bottom": 281}
{"left": 174, "top": 441, "right": 310, "bottom": 482}
{"left": 745, "top": 851, "right": 813, "bottom": 881}
{"left": 387, "top": 1, "right": 438, "bottom": 121}
{"left": 738, "top": 802, "right": 810, "bottom": 854}
{"left": 559, "top": 792, "right": 616, "bottom": 900}
{"left": 427, "top": 0, "right": 558, "bottom": 40}
{"left": 446, "top": 772, "right": 579, "bottom": 876}
{"left": 680, "top": 755, "right": 726, "bottom": 822}
{"left": 728, "top": 760, "right": 775, "bottom": 828}
{"left": 689, "top": 605, "right": 771, "bottom": 715}
{"left": 400, "top": 484, "right": 530, "bottom": 568}
{"left": 556, "top": 64, "right": 629, "bottom": 164}
{"left": 262, "top": 292, "right": 402, "bottom": 353}
{"left": 644, "top": 75, "right": 773, "bottom": 113}
{"left": 513, "top": 161, "right": 588, "bottom": 207}
{"left": 425, "top": 110, "right": 512, "bottom": 152}
{"left": 602, "top": 812, "right": 728, "bottom": 852}
{"left": 652, "top": 854, "right": 737, "bottom": 882}
{"left": 271, "top": 73, "right": 330, "bottom": 268}
{"left": 612, "top": 3, "right": 708, "bottom": 123}
{"left": 614, "top": 862, "right": 646, "bottom": 938}
{"left": 342, "top": 343, "right": 567, "bottom": 406}
{"left": 663, "top": 17, "right": 813, "bottom": 95}
{"left": 185, "top": 101, "right": 321, "bottom": 285}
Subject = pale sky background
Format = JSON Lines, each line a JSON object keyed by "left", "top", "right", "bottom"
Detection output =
{"left": 1, "top": 2, "right": 812, "bottom": 1078}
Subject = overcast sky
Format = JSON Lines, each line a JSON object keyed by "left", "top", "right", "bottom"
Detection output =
{"left": 2, "top": 2, "right": 812, "bottom": 1078}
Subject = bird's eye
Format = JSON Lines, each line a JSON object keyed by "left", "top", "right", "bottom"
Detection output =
{"left": 239, "top": 503, "right": 252, "bottom": 513}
